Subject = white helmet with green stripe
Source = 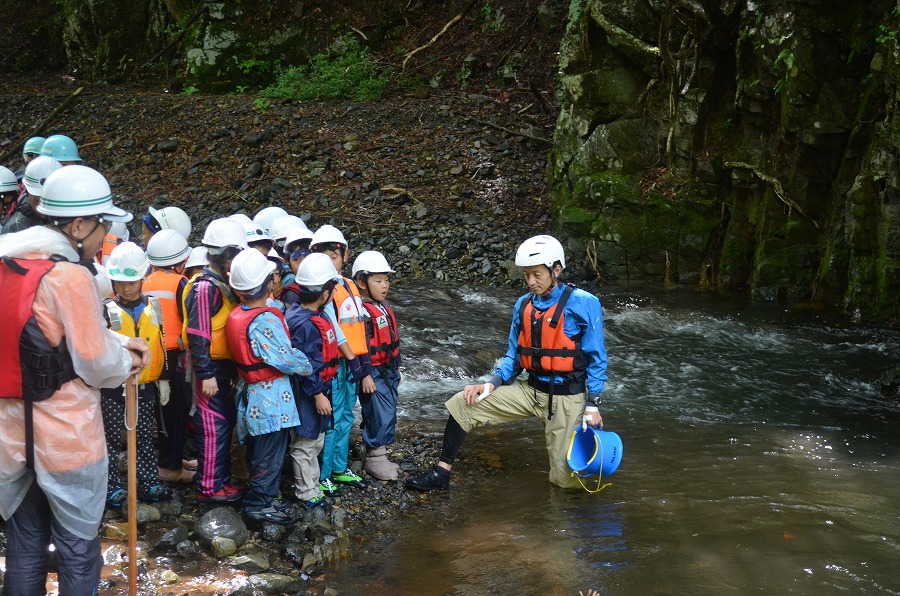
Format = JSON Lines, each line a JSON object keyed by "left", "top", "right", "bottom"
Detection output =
{"left": 146, "top": 229, "right": 191, "bottom": 267}
{"left": 22, "top": 156, "right": 63, "bottom": 196}
{"left": 0, "top": 166, "right": 17, "bottom": 194}
{"left": 38, "top": 165, "right": 132, "bottom": 223}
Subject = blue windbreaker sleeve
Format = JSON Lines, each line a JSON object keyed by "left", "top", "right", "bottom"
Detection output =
{"left": 569, "top": 289, "right": 608, "bottom": 398}
{"left": 248, "top": 311, "right": 312, "bottom": 376}
{"left": 183, "top": 278, "right": 222, "bottom": 380}
{"left": 286, "top": 311, "right": 325, "bottom": 397}
{"left": 490, "top": 294, "right": 529, "bottom": 388}
{"left": 322, "top": 301, "right": 347, "bottom": 346}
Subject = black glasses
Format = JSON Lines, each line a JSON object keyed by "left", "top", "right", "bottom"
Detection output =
{"left": 95, "top": 217, "right": 113, "bottom": 232}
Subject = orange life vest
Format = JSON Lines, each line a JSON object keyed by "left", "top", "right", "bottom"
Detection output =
{"left": 361, "top": 301, "right": 399, "bottom": 367}
{"left": 143, "top": 268, "right": 186, "bottom": 350}
{"left": 310, "top": 311, "right": 340, "bottom": 383}
{"left": 517, "top": 284, "right": 586, "bottom": 374}
{"left": 331, "top": 277, "right": 368, "bottom": 356}
{"left": 225, "top": 306, "right": 289, "bottom": 384}
{"left": 97, "top": 233, "right": 121, "bottom": 265}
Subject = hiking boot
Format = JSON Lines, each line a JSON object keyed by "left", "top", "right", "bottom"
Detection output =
{"left": 405, "top": 466, "right": 449, "bottom": 491}
{"left": 319, "top": 477, "right": 342, "bottom": 497}
{"left": 365, "top": 446, "right": 399, "bottom": 481}
{"left": 302, "top": 494, "right": 327, "bottom": 509}
{"left": 196, "top": 482, "right": 247, "bottom": 503}
{"left": 333, "top": 468, "right": 368, "bottom": 488}
{"left": 244, "top": 506, "right": 292, "bottom": 526}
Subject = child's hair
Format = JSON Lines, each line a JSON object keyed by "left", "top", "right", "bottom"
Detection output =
{"left": 207, "top": 246, "right": 242, "bottom": 272}
{"left": 297, "top": 279, "right": 337, "bottom": 305}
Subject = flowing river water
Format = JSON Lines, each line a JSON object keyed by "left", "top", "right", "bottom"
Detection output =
{"left": 326, "top": 280, "right": 900, "bottom": 595}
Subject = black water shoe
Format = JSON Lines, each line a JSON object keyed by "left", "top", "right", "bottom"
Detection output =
{"left": 405, "top": 466, "right": 449, "bottom": 491}
{"left": 244, "top": 506, "right": 293, "bottom": 526}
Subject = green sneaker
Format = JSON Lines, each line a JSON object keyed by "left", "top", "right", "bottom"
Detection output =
{"left": 319, "top": 477, "right": 342, "bottom": 497}
{"left": 332, "top": 468, "right": 368, "bottom": 488}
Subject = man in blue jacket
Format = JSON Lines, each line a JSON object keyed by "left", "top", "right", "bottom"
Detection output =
{"left": 406, "top": 235, "right": 608, "bottom": 490}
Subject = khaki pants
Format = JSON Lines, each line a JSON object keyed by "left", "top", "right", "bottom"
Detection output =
{"left": 445, "top": 380, "right": 586, "bottom": 489}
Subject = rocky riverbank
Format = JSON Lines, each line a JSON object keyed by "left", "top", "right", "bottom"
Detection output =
{"left": 0, "top": 79, "right": 576, "bottom": 285}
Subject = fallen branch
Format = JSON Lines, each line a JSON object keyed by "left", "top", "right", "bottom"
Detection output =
{"left": 463, "top": 115, "right": 551, "bottom": 144}
{"left": 0, "top": 86, "right": 84, "bottom": 164}
{"left": 724, "top": 161, "right": 819, "bottom": 229}
{"left": 402, "top": 0, "right": 476, "bottom": 70}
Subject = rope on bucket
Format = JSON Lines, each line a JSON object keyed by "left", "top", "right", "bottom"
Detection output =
{"left": 566, "top": 427, "right": 613, "bottom": 494}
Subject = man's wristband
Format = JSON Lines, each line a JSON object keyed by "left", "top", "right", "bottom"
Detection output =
{"left": 585, "top": 395, "right": 601, "bottom": 408}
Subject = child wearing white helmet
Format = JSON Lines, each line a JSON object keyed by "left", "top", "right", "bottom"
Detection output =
{"left": 141, "top": 205, "right": 192, "bottom": 248}
{"left": 183, "top": 245, "right": 209, "bottom": 280}
{"left": 0, "top": 166, "right": 19, "bottom": 229}
{"left": 284, "top": 253, "right": 344, "bottom": 509}
{"left": 406, "top": 235, "right": 609, "bottom": 492}
{"left": 278, "top": 226, "right": 315, "bottom": 306}
{"left": 144, "top": 229, "right": 196, "bottom": 483}
{"left": 351, "top": 251, "right": 402, "bottom": 481}
{"left": 1, "top": 156, "right": 62, "bottom": 234}
{"left": 182, "top": 217, "right": 249, "bottom": 503}
{"left": 310, "top": 224, "right": 375, "bottom": 494}
{"left": 0, "top": 165, "right": 146, "bottom": 595}
{"left": 225, "top": 249, "right": 313, "bottom": 524}
{"left": 100, "top": 242, "right": 173, "bottom": 506}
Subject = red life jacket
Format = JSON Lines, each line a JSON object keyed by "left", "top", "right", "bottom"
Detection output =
{"left": 517, "top": 284, "right": 587, "bottom": 375}
{"left": 310, "top": 311, "right": 340, "bottom": 383}
{"left": 361, "top": 301, "right": 399, "bottom": 367}
{"left": 0, "top": 256, "right": 77, "bottom": 402}
{"left": 225, "top": 306, "right": 289, "bottom": 384}
{"left": 279, "top": 281, "right": 300, "bottom": 301}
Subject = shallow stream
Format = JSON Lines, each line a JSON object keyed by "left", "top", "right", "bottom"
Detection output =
{"left": 327, "top": 280, "right": 900, "bottom": 595}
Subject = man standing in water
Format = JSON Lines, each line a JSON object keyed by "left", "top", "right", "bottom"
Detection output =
{"left": 406, "top": 235, "right": 607, "bottom": 491}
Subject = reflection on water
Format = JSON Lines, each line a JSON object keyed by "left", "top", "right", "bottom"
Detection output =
{"left": 331, "top": 281, "right": 900, "bottom": 595}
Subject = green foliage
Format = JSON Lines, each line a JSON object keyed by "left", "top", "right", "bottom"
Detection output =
{"left": 181, "top": 85, "right": 200, "bottom": 96}
{"left": 262, "top": 36, "right": 388, "bottom": 102}
{"left": 876, "top": 6, "right": 899, "bottom": 44}
{"left": 772, "top": 48, "right": 796, "bottom": 95}
{"left": 254, "top": 97, "right": 270, "bottom": 112}
{"left": 475, "top": 3, "right": 506, "bottom": 32}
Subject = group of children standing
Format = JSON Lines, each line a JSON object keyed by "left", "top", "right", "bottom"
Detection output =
{"left": 110, "top": 209, "right": 403, "bottom": 525}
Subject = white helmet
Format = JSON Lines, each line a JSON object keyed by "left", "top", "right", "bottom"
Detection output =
{"left": 22, "top": 156, "right": 63, "bottom": 196}
{"left": 515, "top": 235, "right": 566, "bottom": 270}
{"left": 185, "top": 246, "right": 209, "bottom": 269}
{"left": 38, "top": 165, "right": 132, "bottom": 222}
{"left": 108, "top": 221, "right": 129, "bottom": 242}
{"left": 202, "top": 218, "right": 249, "bottom": 249}
{"left": 269, "top": 215, "right": 307, "bottom": 242}
{"left": 148, "top": 206, "right": 192, "bottom": 240}
{"left": 92, "top": 263, "right": 113, "bottom": 298}
{"left": 310, "top": 224, "right": 347, "bottom": 249}
{"left": 0, "top": 166, "right": 17, "bottom": 194}
{"left": 352, "top": 250, "right": 395, "bottom": 277}
{"left": 296, "top": 252, "right": 341, "bottom": 290}
{"left": 229, "top": 248, "right": 276, "bottom": 292}
{"left": 107, "top": 242, "right": 150, "bottom": 282}
{"left": 243, "top": 221, "right": 272, "bottom": 244}
{"left": 284, "top": 227, "right": 314, "bottom": 253}
{"left": 228, "top": 213, "right": 253, "bottom": 226}
{"left": 252, "top": 206, "right": 289, "bottom": 234}
{"left": 147, "top": 229, "right": 191, "bottom": 267}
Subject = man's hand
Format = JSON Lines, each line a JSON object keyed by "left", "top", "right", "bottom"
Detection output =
{"left": 124, "top": 337, "right": 150, "bottom": 375}
{"left": 463, "top": 382, "right": 493, "bottom": 405}
{"left": 583, "top": 407, "right": 603, "bottom": 429}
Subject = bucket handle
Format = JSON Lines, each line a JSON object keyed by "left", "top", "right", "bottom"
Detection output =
{"left": 569, "top": 428, "right": 613, "bottom": 494}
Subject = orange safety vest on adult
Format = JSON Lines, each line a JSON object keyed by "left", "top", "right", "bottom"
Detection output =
{"left": 143, "top": 269, "right": 187, "bottom": 350}
{"left": 104, "top": 297, "right": 165, "bottom": 384}
{"left": 181, "top": 271, "right": 238, "bottom": 362}
{"left": 225, "top": 306, "right": 289, "bottom": 384}
{"left": 310, "top": 311, "right": 340, "bottom": 383}
{"left": 361, "top": 301, "right": 399, "bottom": 367}
{"left": 517, "top": 283, "right": 588, "bottom": 383}
{"left": 0, "top": 257, "right": 77, "bottom": 403}
{"left": 331, "top": 277, "right": 368, "bottom": 356}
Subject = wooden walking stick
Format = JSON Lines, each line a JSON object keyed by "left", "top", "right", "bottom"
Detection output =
{"left": 125, "top": 375, "right": 139, "bottom": 596}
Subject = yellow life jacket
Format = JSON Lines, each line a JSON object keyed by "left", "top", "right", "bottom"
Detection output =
{"left": 105, "top": 296, "right": 165, "bottom": 383}
{"left": 331, "top": 276, "right": 368, "bottom": 356}
{"left": 180, "top": 272, "right": 237, "bottom": 360}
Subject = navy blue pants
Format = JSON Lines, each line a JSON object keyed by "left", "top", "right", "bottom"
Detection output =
{"left": 3, "top": 480, "right": 101, "bottom": 596}
{"left": 359, "top": 363, "right": 400, "bottom": 448}
{"left": 157, "top": 350, "right": 192, "bottom": 470}
{"left": 243, "top": 429, "right": 290, "bottom": 511}
{"left": 193, "top": 375, "right": 235, "bottom": 496}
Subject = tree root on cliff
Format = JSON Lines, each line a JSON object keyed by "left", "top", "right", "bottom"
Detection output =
{"left": 723, "top": 161, "right": 820, "bottom": 230}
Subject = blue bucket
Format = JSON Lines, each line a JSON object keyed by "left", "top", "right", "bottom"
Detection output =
{"left": 566, "top": 426, "right": 623, "bottom": 477}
